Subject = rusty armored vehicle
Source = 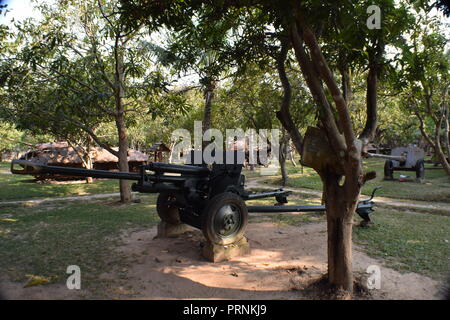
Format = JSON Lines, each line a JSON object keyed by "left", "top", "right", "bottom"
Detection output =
{"left": 20, "top": 142, "right": 148, "bottom": 180}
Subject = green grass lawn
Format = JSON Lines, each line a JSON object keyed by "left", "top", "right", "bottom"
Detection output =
{"left": 0, "top": 162, "right": 121, "bottom": 201}
{"left": 0, "top": 194, "right": 159, "bottom": 297}
{"left": 354, "top": 209, "right": 450, "bottom": 281}
{"left": 247, "top": 158, "right": 450, "bottom": 202}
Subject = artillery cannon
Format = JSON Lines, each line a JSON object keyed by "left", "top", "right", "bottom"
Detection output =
{"left": 364, "top": 146, "right": 425, "bottom": 182}
{"left": 11, "top": 151, "right": 379, "bottom": 247}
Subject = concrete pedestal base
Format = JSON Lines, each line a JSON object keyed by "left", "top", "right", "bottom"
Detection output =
{"left": 156, "top": 221, "right": 190, "bottom": 238}
{"left": 202, "top": 237, "right": 250, "bottom": 262}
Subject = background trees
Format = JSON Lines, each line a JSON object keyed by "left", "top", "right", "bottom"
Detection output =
{"left": 1, "top": 0, "right": 184, "bottom": 201}
{"left": 397, "top": 14, "right": 450, "bottom": 176}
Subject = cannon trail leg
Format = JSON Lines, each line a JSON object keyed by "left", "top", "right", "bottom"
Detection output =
{"left": 415, "top": 160, "right": 425, "bottom": 183}
{"left": 384, "top": 160, "right": 394, "bottom": 180}
{"left": 157, "top": 192, "right": 182, "bottom": 224}
{"left": 156, "top": 192, "right": 190, "bottom": 238}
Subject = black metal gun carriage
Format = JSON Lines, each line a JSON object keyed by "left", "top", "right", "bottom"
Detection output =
{"left": 11, "top": 151, "right": 378, "bottom": 246}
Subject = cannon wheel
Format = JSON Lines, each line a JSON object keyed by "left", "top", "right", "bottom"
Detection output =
{"left": 415, "top": 160, "right": 425, "bottom": 182}
{"left": 384, "top": 160, "right": 394, "bottom": 180}
{"left": 156, "top": 192, "right": 181, "bottom": 225}
{"left": 201, "top": 192, "right": 248, "bottom": 245}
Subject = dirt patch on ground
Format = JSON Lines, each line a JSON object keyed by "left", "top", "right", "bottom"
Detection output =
{"left": 1, "top": 220, "right": 441, "bottom": 300}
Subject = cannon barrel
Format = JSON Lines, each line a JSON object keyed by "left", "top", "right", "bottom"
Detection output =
{"left": 144, "top": 162, "right": 210, "bottom": 175}
{"left": 11, "top": 160, "right": 210, "bottom": 183}
{"left": 11, "top": 160, "right": 210, "bottom": 184}
{"left": 11, "top": 159, "right": 142, "bottom": 180}
{"left": 364, "top": 152, "right": 406, "bottom": 162}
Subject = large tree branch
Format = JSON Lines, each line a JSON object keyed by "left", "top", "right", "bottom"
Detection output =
{"left": 295, "top": 16, "right": 356, "bottom": 156}
{"left": 275, "top": 38, "right": 304, "bottom": 155}
{"left": 33, "top": 69, "right": 117, "bottom": 117}
{"left": 422, "top": 82, "right": 439, "bottom": 124}
{"left": 59, "top": 114, "right": 119, "bottom": 158}
{"left": 91, "top": 38, "right": 116, "bottom": 92}
{"left": 33, "top": 64, "right": 119, "bottom": 117}
{"left": 339, "top": 66, "right": 352, "bottom": 106}
{"left": 415, "top": 111, "right": 435, "bottom": 148}
{"left": 289, "top": 22, "right": 346, "bottom": 155}
{"left": 359, "top": 58, "right": 378, "bottom": 142}
{"left": 80, "top": 9, "right": 117, "bottom": 93}
{"left": 34, "top": 62, "right": 99, "bottom": 96}
{"left": 434, "top": 107, "right": 444, "bottom": 149}
{"left": 3, "top": 137, "right": 36, "bottom": 148}
{"left": 97, "top": 0, "right": 117, "bottom": 33}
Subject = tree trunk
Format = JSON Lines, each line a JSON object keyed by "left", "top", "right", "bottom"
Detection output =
{"left": 435, "top": 145, "right": 450, "bottom": 177}
{"left": 434, "top": 118, "right": 450, "bottom": 178}
{"left": 288, "top": 139, "right": 297, "bottom": 167}
{"left": 116, "top": 113, "right": 132, "bottom": 202}
{"left": 359, "top": 64, "right": 378, "bottom": 142}
{"left": 203, "top": 89, "right": 213, "bottom": 133}
{"left": 114, "top": 38, "right": 132, "bottom": 203}
{"left": 340, "top": 67, "right": 352, "bottom": 106}
{"left": 416, "top": 111, "right": 450, "bottom": 178}
{"left": 279, "top": 128, "right": 289, "bottom": 186}
{"left": 275, "top": 39, "right": 303, "bottom": 155}
{"left": 289, "top": 17, "right": 367, "bottom": 294}
{"left": 202, "top": 79, "right": 215, "bottom": 150}
{"left": 84, "top": 137, "right": 94, "bottom": 184}
{"left": 322, "top": 172, "right": 357, "bottom": 292}
{"left": 326, "top": 213, "right": 354, "bottom": 291}
{"left": 85, "top": 154, "right": 93, "bottom": 184}
{"left": 443, "top": 102, "right": 450, "bottom": 159}
{"left": 338, "top": 66, "right": 352, "bottom": 134}
{"left": 168, "top": 140, "right": 176, "bottom": 164}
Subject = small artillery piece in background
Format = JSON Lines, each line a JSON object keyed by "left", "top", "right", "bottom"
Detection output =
{"left": 364, "top": 146, "right": 425, "bottom": 183}
{"left": 11, "top": 150, "right": 379, "bottom": 251}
